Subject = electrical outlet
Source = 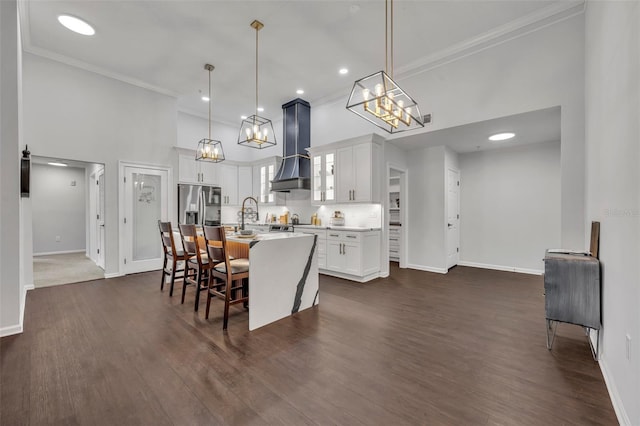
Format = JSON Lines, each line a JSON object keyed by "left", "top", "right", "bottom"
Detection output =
{"left": 70, "top": 180, "right": 76, "bottom": 186}
{"left": 626, "top": 334, "right": 631, "bottom": 360}
{"left": 55, "top": 236, "right": 61, "bottom": 242}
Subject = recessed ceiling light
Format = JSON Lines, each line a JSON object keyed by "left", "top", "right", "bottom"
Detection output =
{"left": 257, "top": 107, "right": 264, "bottom": 112}
{"left": 339, "top": 68, "right": 349, "bottom": 75}
{"left": 296, "top": 89, "right": 304, "bottom": 95}
{"left": 488, "top": 132, "right": 515, "bottom": 141}
{"left": 57, "top": 15, "right": 95, "bottom": 36}
{"left": 48, "top": 162, "right": 68, "bottom": 167}
{"left": 241, "top": 115, "right": 247, "bottom": 120}
{"left": 201, "top": 96, "right": 210, "bottom": 102}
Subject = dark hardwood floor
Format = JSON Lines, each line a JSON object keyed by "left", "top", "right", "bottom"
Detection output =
{"left": 1, "top": 264, "right": 617, "bottom": 425}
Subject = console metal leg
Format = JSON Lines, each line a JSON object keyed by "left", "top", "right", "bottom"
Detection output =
{"left": 587, "top": 328, "right": 599, "bottom": 361}
{"left": 546, "top": 319, "right": 558, "bottom": 350}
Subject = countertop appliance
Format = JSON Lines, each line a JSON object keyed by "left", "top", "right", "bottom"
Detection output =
{"left": 269, "top": 224, "right": 294, "bottom": 232}
{"left": 178, "top": 183, "right": 221, "bottom": 226}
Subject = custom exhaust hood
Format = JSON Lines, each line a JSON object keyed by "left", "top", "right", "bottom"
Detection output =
{"left": 271, "top": 98, "right": 311, "bottom": 192}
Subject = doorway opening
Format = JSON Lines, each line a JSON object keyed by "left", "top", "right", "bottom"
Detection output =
{"left": 388, "top": 166, "right": 407, "bottom": 270}
{"left": 31, "top": 156, "right": 105, "bottom": 287}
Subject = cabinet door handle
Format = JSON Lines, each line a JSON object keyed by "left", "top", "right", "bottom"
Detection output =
{"left": 352, "top": 189, "right": 355, "bottom": 200}
{"left": 346, "top": 235, "right": 356, "bottom": 239}
{"left": 340, "top": 243, "right": 343, "bottom": 255}
{"left": 329, "top": 234, "right": 339, "bottom": 237}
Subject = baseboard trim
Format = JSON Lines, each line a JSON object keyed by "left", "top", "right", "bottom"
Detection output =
{"left": 0, "top": 323, "right": 23, "bottom": 337}
{"left": 0, "top": 285, "right": 27, "bottom": 337}
{"left": 407, "top": 264, "right": 448, "bottom": 274}
{"left": 104, "top": 272, "right": 124, "bottom": 279}
{"left": 33, "top": 249, "right": 86, "bottom": 256}
{"left": 599, "top": 358, "right": 631, "bottom": 425}
{"left": 457, "top": 261, "right": 542, "bottom": 275}
{"left": 319, "top": 269, "right": 381, "bottom": 283}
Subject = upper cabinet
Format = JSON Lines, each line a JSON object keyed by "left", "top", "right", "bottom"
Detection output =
{"left": 178, "top": 152, "right": 219, "bottom": 185}
{"left": 309, "top": 135, "right": 382, "bottom": 205}
{"left": 252, "top": 157, "right": 283, "bottom": 205}
{"left": 237, "top": 166, "right": 253, "bottom": 203}
{"left": 178, "top": 153, "right": 200, "bottom": 184}
{"left": 311, "top": 150, "right": 336, "bottom": 205}
{"left": 219, "top": 164, "right": 238, "bottom": 206}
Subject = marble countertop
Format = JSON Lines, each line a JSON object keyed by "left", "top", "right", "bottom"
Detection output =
{"left": 222, "top": 223, "right": 381, "bottom": 232}
{"left": 226, "top": 232, "right": 312, "bottom": 244}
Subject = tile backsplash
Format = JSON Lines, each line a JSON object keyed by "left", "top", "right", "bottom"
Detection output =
{"left": 222, "top": 191, "right": 382, "bottom": 228}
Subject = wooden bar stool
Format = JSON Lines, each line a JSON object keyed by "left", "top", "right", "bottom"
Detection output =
{"left": 178, "top": 224, "right": 215, "bottom": 312}
{"left": 158, "top": 221, "right": 187, "bottom": 296}
{"left": 202, "top": 226, "right": 250, "bottom": 330}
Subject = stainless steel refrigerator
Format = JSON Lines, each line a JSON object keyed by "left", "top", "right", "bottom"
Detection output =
{"left": 177, "top": 184, "right": 221, "bottom": 226}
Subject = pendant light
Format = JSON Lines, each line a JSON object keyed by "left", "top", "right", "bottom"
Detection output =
{"left": 196, "top": 64, "right": 225, "bottom": 162}
{"left": 238, "top": 20, "right": 276, "bottom": 149}
{"left": 346, "top": 0, "right": 424, "bottom": 133}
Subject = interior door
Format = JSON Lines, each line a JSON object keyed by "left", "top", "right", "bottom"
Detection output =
{"left": 123, "top": 166, "right": 169, "bottom": 274}
{"left": 447, "top": 168, "right": 460, "bottom": 269}
{"left": 96, "top": 168, "right": 105, "bottom": 269}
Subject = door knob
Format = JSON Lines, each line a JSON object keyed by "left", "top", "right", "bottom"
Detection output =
{"left": 448, "top": 223, "right": 453, "bottom": 228}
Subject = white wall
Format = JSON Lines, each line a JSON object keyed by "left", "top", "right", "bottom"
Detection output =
{"left": 459, "top": 142, "right": 561, "bottom": 273}
{"left": 311, "top": 14, "right": 585, "bottom": 250}
{"left": 407, "top": 145, "right": 447, "bottom": 272}
{"left": 585, "top": 2, "right": 639, "bottom": 424}
{"left": 176, "top": 111, "right": 278, "bottom": 162}
{"left": 0, "top": 0, "right": 23, "bottom": 336}
{"left": 31, "top": 164, "right": 87, "bottom": 254}
{"left": 22, "top": 53, "right": 178, "bottom": 276}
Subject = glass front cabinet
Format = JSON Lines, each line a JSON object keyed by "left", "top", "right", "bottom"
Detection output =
{"left": 311, "top": 151, "right": 336, "bottom": 205}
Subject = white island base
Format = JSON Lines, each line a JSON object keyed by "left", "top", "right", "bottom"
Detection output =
{"left": 227, "top": 233, "right": 319, "bottom": 331}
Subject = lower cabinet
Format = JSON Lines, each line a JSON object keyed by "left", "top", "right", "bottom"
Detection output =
{"left": 325, "top": 230, "right": 380, "bottom": 282}
{"left": 294, "top": 228, "right": 326, "bottom": 269}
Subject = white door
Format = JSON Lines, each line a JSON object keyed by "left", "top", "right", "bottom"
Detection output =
{"left": 446, "top": 169, "right": 460, "bottom": 269}
{"left": 123, "top": 166, "right": 169, "bottom": 274}
{"left": 96, "top": 168, "right": 106, "bottom": 270}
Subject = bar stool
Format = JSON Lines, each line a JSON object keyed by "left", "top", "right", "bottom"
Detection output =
{"left": 158, "top": 221, "right": 187, "bottom": 296}
{"left": 178, "top": 224, "right": 214, "bottom": 312}
{"left": 202, "top": 225, "right": 250, "bottom": 330}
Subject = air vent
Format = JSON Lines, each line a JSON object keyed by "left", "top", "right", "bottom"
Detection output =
{"left": 423, "top": 113, "right": 432, "bottom": 124}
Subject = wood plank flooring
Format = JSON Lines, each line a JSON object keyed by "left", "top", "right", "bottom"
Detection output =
{"left": 1, "top": 264, "right": 617, "bottom": 425}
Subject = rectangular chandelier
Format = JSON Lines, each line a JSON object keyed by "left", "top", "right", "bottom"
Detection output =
{"left": 238, "top": 115, "right": 276, "bottom": 149}
{"left": 347, "top": 70, "right": 424, "bottom": 134}
{"left": 196, "top": 138, "right": 225, "bottom": 162}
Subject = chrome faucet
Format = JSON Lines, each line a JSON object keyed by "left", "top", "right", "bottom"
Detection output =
{"left": 241, "top": 196, "right": 259, "bottom": 231}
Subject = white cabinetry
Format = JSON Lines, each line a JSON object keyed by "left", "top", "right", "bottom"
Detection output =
{"left": 294, "top": 228, "right": 327, "bottom": 269}
{"left": 238, "top": 166, "right": 253, "bottom": 202}
{"left": 178, "top": 153, "right": 199, "bottom": 183}
{"left": 252, "top": 157, "right": 283, "bottom": 205}
{"left": 311, "top": 151, "right": 336, "bottom": 205}
{"left": 389, "top": 225, "right": 401, "bottom": 261}
{"left": 220, "top": 164, "right": 238, "bottom": 206}
{"left": 337, "top": 143, "right": 376, "bottom": 203}
{"left": 178, "top": 152, "right": 220, "bottom": 185}
{"left": 309, "top": 135, "right": 382, "bottom": 205}
{"left": 324, "top": 230, "right": 380, "bottom": 282}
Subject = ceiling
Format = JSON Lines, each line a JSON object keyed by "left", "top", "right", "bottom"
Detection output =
{"left": 392, "top": 106, "right": 561, "bottom": 153}
{"left": 20, "top": 0, "right": 576, "bottom": 126}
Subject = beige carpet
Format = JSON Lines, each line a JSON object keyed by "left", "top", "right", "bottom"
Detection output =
{"left": 33, "top": 252, "right": 105, "bottom": 288}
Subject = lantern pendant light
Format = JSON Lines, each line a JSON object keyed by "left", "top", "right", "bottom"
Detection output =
{"left": 238, "top": 20, "right": 276, "bottom": 149}
{"left": 196, "top": 64, "right": 225, "bottom": 162}
{"left": 346, "top": 0, "right": 424, "bottom": 133}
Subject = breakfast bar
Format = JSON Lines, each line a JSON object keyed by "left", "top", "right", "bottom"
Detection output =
{"left": 227, "top": 232, "right": 319, "bottom": 331}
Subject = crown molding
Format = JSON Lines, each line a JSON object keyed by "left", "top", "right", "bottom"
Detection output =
{"left": 312, "top": 1, "right": 586, "bottom": 108}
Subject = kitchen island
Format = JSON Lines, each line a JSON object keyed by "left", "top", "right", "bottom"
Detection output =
{"left": 226, "top": 232, "right": 319, "bottom": 331}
